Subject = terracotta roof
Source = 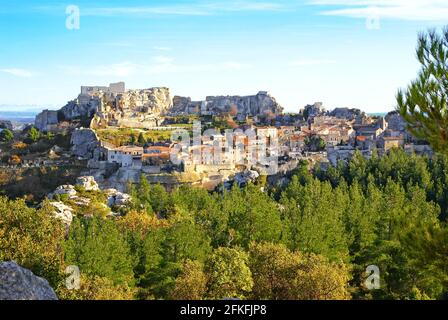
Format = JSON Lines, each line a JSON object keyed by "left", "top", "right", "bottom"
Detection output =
{"left": 356, "top": 136, "right": 368, "bottom": 142}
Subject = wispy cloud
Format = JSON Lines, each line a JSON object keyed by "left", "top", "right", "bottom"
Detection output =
{"left": 0, "top": 68, "right": 35, "bottom": 77}
{"left": 59, "top": 62, "right": 138, "bottom": 77}
{"left": 310, "top": 0, "right": 448, "bottom": 21}
{"left": 79, "top": 1, "right": 284, "bottom": 17}
{"left": 59, "top": 59, "right": 252, "bottom": 77}
{"left": 291, "top": 59, "right": 336, "bottom": 66}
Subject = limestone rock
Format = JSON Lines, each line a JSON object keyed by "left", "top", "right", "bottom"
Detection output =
{"left": 49, "top": 201, "right": 74, "bottom": 227}
{"left": 70, "top": 196, "right": 91, "bottom": 207}
{"left": 386, "top": 111, "right": 407, "bottom": 132}
{"left": 171, "top": 96, "right": 202, "bottom": 114}
{"left": 329, "top": 108, "right": 364, "bottom": 121}
{"left": 48, "top": 185, "right": 77, "bottom": 199}
{"left": 302, "top": 102, "right": 325, "bottom": 119}
{"left": 104, "top": 188, "right": 131, "bottom": 207}
{"left": 0, "top": 261, "right": 58, "bottom": 300}
{"left": 60, "top": 94, "right": 101, "bottom": 120}
{"left": 234, "top": 170, "right": 260, "bottom": 187}
{"left": 70, "top": 128, "right": 100, "bottom": 159}
{"left": 76, "top": 176, "right": 100, "bottom": 191}
{"left": 96, "top": 87, "right": 172, "bottom": 128}
{"left": 204, "top": 91, "right": 283, "bottom": 117}
{"left": 172, "top": 91, "right": 283, "bottom": 117}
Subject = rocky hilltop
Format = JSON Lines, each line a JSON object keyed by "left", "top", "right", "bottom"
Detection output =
{"left": 35, "top": 85, "right": 172, "bottom": 131}
{"left": 35, "top": 83, "right": 284, "bottom": 132}
{"left": 172, "top": 91, "right": 283, "bottom": 117}
{"left": 92, "top": 87, "right": 172, "bottom": 129}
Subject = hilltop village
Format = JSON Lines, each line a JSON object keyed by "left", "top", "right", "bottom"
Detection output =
{"left": 29, "top": 82, "right": 432, "bottom": 192}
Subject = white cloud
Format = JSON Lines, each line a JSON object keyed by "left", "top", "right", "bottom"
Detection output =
{"left": 0, "top": 68, "right": 35, "bottom": 78}
{"left": 59, "top": 59, "right": 252, "bottom": 77}
{"left": 310, "top": 0, "right": 448, "bottom": 21}
{"left": 291, "top": 59, "right": 336, "bottom": 66}
{"left": 153, "top": 56, "right": 174, "bottom": 64}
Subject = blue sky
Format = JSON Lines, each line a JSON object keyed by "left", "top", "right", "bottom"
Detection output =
{"left": 1, "top": 1, "right": 448, "bottom": 113}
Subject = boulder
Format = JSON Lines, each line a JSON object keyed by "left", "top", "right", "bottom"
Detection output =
{"left": 115, "top": 192, "right": 132, "bottom": 206}
{"left": 49, "top": 201, "right": 74, "bottom": 227}
{"left": 76, "top": 176, "right": 100, "bottom": 191}
{"left": 48, "top": 185, "right": 77, "bottom": 199}
{"left": 234, "top": 170, "right": 260, "bottom": 187}
{"left": 104, "top": 188, "right": 131, "bottom": 207}
{"left": 0, "top": 261, "right": 58, "bottom": 300}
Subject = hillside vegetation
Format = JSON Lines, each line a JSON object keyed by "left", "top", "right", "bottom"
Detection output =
{"left": 1, "top": 148, "right": 447, "bottom": 300}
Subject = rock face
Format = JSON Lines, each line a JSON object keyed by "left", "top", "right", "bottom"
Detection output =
{"left": 171, "top": 96, "right": 203, "bottom": 114}
{"left": 60, "top": 94, "right": 101, "bottom": 121}
{"left": 34, "top": 110, "right": 59, "bottom": 132}
{"left": 386, "top": 111, "right": 407, "bottom": 132}
{"left": 36, "top": 85, "right": 173, "bottom": 132}
{"left": 96, "top": 87, "right": 172, "bottom": 128}
{"left": 71, "top": 128, "right": 100, "bottom": 159}
{"left": 0, "top": 262, "right": 58, "bottom": 300}
{"left": 302, "top": 102, "right": 325, "bottom": 119}
{"left": 330, "top": 108, "right": 364, "bottom": 120}
{"left": 76, "top": 176, "right": 100, "bottom": 191}
{"left": 172, "top": 91, "right": 283, "bottom": 117}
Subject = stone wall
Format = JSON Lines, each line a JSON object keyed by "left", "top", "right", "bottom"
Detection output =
{"left": 34, "top": 110, "right": 59, "bottom": 132}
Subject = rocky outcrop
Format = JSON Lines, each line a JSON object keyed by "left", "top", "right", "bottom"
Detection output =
{"left": 36, "top": 85, "right": 173, "bottom": 132}
{"left": 71, "top": 128, "right": 100, "bottom": 159}
{"left": 172, "top": 91, "right": 283, "bottom": 117}
{"left": 48, "top": 185, "right": 77, "bottom": 199}
{"left": 0, "top": 262, "right": 58, "bottom": 300}
{"left": 386, "top": 111, "right": 407, "bottom": 132}
{"left": 35, "top": 85, "right": 286, "bottom": 133}
{"left": 95, "top": 87, "right": 172, "bottom": 129}
{"left": 60, "top": 94, "right": 101, "bottom": 121}
{"left": 49, "top": 201, "right": 74, "bottom": 227}
{"left": 330, "top": 108, "right": 364, "bottom": 121}
{"left": 171, "top": 96, "right": 202, "bottom": 114}
{"left": 204, "top": 91, "right": 283, "bottom": 117}
{"left": 104, "top": 188, "right": 132, "bottom": 207}
{"left": 76, "top": 176, "right": 100, "bottom": 191}
{"left": 302, "top": 102, "right": 325, "bottom": 120}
